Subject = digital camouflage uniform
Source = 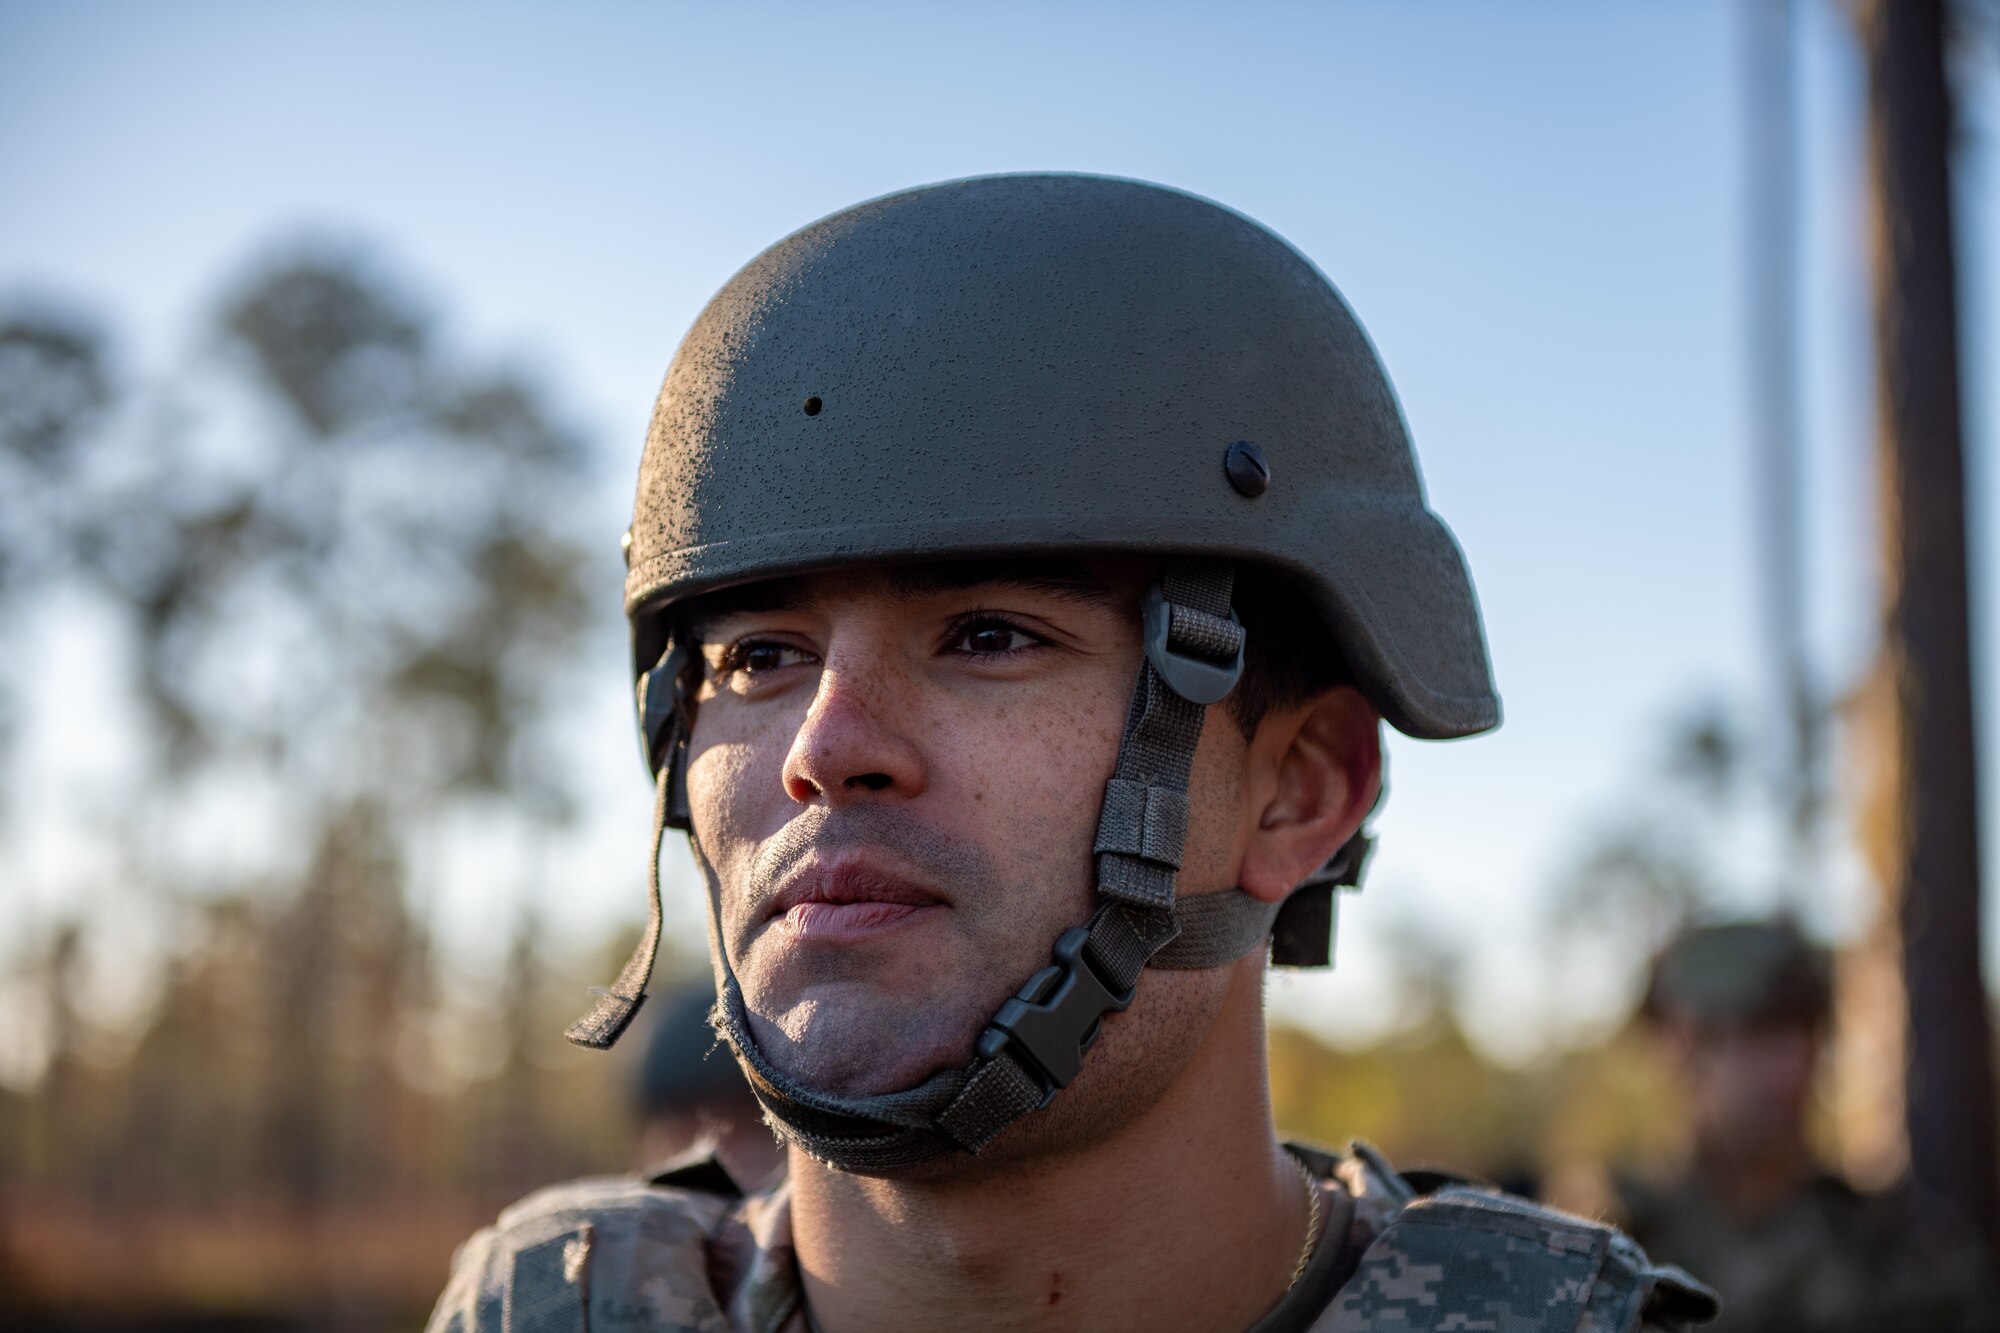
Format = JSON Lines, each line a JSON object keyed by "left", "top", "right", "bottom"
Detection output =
{"left": 431, "top": 1145, "right": 1717, "bottom": 1332}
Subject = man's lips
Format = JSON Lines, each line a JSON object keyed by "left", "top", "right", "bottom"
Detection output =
{"left": 764, "top": 863, "right": 948, "bottom": 941}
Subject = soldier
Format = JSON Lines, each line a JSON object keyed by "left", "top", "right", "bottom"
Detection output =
{"left": 1620, "top": 919, "right": 1998, "bottom": 1333}
{"left": 429, "top": 174, "right": 1717, "bottom": 1331}
{"left": 634, "top": 979, "right": 784, "bottom": 1189}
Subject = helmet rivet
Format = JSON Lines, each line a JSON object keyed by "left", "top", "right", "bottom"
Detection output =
{"left": 1224, "top": 441, "right": 1270, "bottom": 497}
{"left": 803, "top": 396, "right": 823, "bottom": 416}
{"left": 620, "top": 528, "right": 634, "bottom": 568}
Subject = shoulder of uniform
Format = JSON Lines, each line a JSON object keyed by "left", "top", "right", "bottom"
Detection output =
{"left": 1318, "top": 1143, "right": 1720, "bottom": 1333}
{"left": 641, "top": 1141, "right": 752, "bottom": 1197}
{"left": 425, "top": 1171, "right": 739, "bottom": 1333}
{"left": 497, "top": 1170, "right": 737, "bottom": 1233}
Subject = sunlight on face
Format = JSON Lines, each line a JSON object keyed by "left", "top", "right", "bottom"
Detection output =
{"left": 684, "top": 560, "right": 1149, "bottom": 1099}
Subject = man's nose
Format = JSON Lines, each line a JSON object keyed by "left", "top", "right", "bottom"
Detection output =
{"left": 780, "top": 659, "right": 927, "bottom": 806}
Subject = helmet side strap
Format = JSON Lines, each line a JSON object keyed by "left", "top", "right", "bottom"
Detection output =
{"left": 1271, "top": 828, "right": 1374, "bottom": 968}
{"left": 566, "top": 630, "right": 697, "bottom": 1050}
{"left": 933, "top": 559, "right": 1246, "bottom": 1151}
{"left": 564, "top": 761, "right": 672, "bottom": 1049}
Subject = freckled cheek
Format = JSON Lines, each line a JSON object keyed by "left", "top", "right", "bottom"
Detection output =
{"left": 686, "top": 709, "right": 798, "bottom": 865}
{"left": 1180, "top": 729, "right": 1249, "bottom": 890}
{"left": 935, "top": 682, "right": 1128, "bottom": 848}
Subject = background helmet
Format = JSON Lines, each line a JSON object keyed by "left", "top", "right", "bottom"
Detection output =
{"left": 1643, "top": 919, "right": 1834, "bottom": 1030}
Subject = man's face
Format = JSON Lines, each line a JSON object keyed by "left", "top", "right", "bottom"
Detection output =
{"left": 1665, "top": 1015, "right": 1819, "bottom": 1158}
{"left": 684, "top": 559, "right": 1197, "bottom": 1102}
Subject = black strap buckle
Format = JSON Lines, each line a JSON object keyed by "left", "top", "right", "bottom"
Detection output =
{"left": 636, "top": 641, "right": 689, "bottom": 777}
{"left": 976, "top": 926, "right": 1134, "bottom": 1101}
{"left": 1141, "top": 583, "right": 1244, "bottom": 704}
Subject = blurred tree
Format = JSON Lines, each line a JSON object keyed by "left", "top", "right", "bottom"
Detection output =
{"left": 1546, "top": 701, "right": 1749, "bottom": 970}
{"left": 0, "top": 243, "right": 638, "bottom": 1325}
{"left": 75, "top": 251, "right": 597, "bottom": 811}
{"left": 1375, "top": 908, "right": 1467, "bottom": 1033}
{"left": 1743, "top": 0, "right": 1820, "bottom": 917}
{"left": 1850, "top": 0, "right": 1997, "bottom": 1244}
{"left": 0, "top": 309, "right": 114, "bottom": 821}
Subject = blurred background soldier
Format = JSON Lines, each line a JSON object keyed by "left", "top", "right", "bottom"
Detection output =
{"left": 1618, "top": 919, "right": 1998, "bottom": 1333}
{"left": 632, "top": 979, "right": 783, "bottom": 1189}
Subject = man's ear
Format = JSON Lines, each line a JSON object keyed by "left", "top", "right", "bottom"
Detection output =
{"left": 1238, "top": 687, "right": 1382, "bottom": 904}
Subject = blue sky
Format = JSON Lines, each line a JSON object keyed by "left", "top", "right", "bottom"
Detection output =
{"left": 4, "top": 0, "right": 1996, "bottom": 1057}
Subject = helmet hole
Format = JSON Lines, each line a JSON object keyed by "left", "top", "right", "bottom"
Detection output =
{"left": 803, "top": 396, "right": 823, "bottom": 416}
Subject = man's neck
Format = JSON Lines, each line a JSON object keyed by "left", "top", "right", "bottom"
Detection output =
{"left": 786, "top": 964, "right": 1307, "bottom": 1333}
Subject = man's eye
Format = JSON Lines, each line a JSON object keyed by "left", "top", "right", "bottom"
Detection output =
{"left": 721, "top": 640, "right": 812, "bottom": 674}
{"left": 952, "top": 619, "right": 1038, "bottom": 657}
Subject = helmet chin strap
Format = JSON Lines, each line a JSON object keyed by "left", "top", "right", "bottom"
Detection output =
{"left": 563, "top": 759, "right": 672, "bottom": 1051}
{"left": 571, "top": 560, "right": 1301, "bottom": 1171}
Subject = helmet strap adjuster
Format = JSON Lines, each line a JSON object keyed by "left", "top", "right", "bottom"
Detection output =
{"left": 1141, "top": 582, "right": 1244, "bottom": 705}
{"left": 636, "top": 638, "right": 694, "bottom": 829}
{"left": 976, "top": 915, "right": 1137, "bottom": 1098}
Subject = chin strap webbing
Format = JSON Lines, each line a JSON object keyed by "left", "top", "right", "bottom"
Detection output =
{"left": 564, "top": 763, "right": 672, "bottom": 1049}
{"left": 565, "top": 634, "right": 695, "bottom": 1050}
{"left": 1154, "top": 888, "right": 1285, "bottom": 969}
{"left": 569, "top": 559, "right": 1298, "bottom": 1171}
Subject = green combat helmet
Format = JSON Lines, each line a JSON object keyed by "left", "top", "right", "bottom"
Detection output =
{"left": 1643, "top": 919, "right": 1834, "bottom": 1030}
{"left": 570, "top": 173, "right": 1500, "bottom": 1171}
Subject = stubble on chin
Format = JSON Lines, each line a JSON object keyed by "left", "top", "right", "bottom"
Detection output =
{"left": 740, "top": 980, "right": 1001, "bottom": 1097}
{"left": 716, "top": 803, "right": 1093, "bottom": 1100}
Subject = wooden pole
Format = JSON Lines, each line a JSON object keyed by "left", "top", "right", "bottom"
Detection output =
{"left": 1745, "top": 0, "right": 1818, "bottom": 908}
{"left": 1860, "top": 0, "right": 1998, "bottom": 1244}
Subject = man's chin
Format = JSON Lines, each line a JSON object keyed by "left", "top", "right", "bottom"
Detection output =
{"left": 742, "top": 995, "right": 983, "bottom": 1100}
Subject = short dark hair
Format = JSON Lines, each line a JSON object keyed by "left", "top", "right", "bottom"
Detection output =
{"left": 1226, "top": 571, "right": 1354, "bottom": 738}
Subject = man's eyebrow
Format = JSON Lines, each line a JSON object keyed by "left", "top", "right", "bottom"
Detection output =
{"left": 882, "top": 560, "right": 1123, "bottom": 606}
{"left": 682, "top": 580, "right": 806, "bottom": 641}
{"left": 681, "top": 561, "right": 1126, "bottom": 641}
